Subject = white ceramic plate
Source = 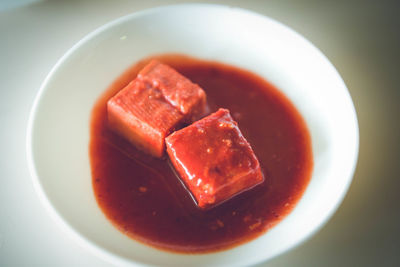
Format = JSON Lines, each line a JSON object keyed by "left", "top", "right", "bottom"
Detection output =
{"left": 27, "top": 4, "right": 359, "bottom": 266}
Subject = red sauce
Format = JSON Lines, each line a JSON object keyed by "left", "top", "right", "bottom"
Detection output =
{"left": 90, "top": 54, "right": 313, "bottom": 253}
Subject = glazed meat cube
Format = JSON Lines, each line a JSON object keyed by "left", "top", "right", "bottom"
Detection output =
{"left": 108, "top": 60, "right": 207, "bottom": 157}
{"left": 166, "top": 108, "right": 264, "bottom": 209}
{"left": 107, "top": 79, "right": 184, "bottom": 157}
{"left": 138, "top": 60, "right": 206, "bottom": 121}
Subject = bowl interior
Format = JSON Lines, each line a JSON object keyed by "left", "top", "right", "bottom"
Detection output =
{"left": 27, "top": 4, "right": 358, "bottom": 267}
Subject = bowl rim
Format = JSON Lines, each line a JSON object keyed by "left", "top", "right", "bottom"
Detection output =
{"left": 26, "top": 3, "right": 359, "bottom": 266}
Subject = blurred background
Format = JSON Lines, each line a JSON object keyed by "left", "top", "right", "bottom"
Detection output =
{"left": 0, "top": 0, "right": 399, "bottom": 266}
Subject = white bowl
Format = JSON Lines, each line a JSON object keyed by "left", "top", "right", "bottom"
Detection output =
{"left": 27, "top": 4, "right": 358, "bottom": 266}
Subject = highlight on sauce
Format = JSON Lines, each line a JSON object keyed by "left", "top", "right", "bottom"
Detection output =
{"left": 89, "top": 54, "right": 313, "bottom": 253}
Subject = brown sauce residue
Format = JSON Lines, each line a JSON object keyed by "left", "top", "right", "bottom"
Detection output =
{"left": 90, "top": 54, "right": 313, "bottom": 253}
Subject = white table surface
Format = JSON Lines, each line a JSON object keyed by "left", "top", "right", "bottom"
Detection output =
{"left": 1, "top": 0, "right": 399, "bottom": 266}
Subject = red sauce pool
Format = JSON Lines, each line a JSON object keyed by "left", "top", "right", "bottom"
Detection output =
{"left": 90, "top": 54, "right": 313, "bottom": 253}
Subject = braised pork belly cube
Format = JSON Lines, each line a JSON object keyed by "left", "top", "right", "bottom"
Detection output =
{"left": 107, "top": 60, "right": 207, "bottom": 158}
{"left": 107, "top": 79, "right": 184, "bottom": 157}
{"left": 138, "top": 60, "right": 206, "bottom": 121}
{"left": 166, "top": 108, "right": 264, "bottom": 209}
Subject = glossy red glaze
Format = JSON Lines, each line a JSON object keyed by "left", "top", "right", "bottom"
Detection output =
{"left": 90, "top": 54, "right": 313, "bottom": 253}
{"left": 166, "top": 108, "right": 264, "bottom": 210}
